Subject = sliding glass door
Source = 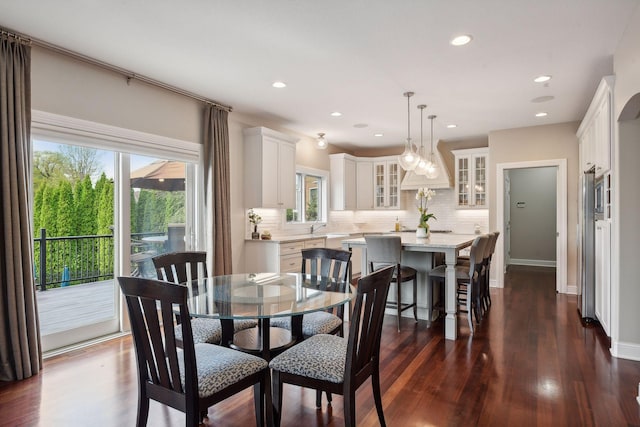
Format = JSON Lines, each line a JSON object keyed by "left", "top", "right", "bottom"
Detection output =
{"left": 33, "top": 136, "right": 198, "bottom": 353}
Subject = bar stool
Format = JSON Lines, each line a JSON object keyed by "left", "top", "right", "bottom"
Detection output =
{"left": 427, "top": 234, "right": 489, "bottom": 334}
{"left": 364, "top": 235, "right": 418, "bottom": 331}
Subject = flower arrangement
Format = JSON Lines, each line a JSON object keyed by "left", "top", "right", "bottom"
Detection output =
{"left": 416, "top": 187, "right": 436, "bottom": 229}
{"left": 248, "top": 209, "right": 262, "bottom": 238}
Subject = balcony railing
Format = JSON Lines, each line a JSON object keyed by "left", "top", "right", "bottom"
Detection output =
{"left": 34, "top": 228, "right": 165, "bottom": 291}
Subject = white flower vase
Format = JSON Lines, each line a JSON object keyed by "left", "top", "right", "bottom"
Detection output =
{"left": 416, "top": 226, "right": 429, "bottom": 238}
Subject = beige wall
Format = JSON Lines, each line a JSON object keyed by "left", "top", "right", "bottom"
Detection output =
{"left": 31, "top": 47, "right": 202, "bottom": 142}
{"left": 612, "top": 3, "right": 640, "bottom": 350}
{"left": 488, "top": 122, "right": 580, "bottom": 287}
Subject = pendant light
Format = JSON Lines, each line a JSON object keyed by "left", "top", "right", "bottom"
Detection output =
{"left": 316, "top": 132, "right": 328, "bottom": 150}
{"left": 398, "top": 91, "right": 420, "bottom": 171}
{"left": 425, "top": 115, "right": 440, "bottom": 178}
{"left": 414, "top": 104, "right": 432, "bottom": 176}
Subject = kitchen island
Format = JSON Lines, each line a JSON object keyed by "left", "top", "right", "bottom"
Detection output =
{"left": 341, "top": 232, "right": 477, "bottom": 340}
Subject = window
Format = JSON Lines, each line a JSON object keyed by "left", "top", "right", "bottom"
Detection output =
{"left": 286, "top": 169, "right": 327, "bottom": 223}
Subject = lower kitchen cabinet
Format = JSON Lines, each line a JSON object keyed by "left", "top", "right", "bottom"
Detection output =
{"left": 245, "top": 238, "right": 326, "bottom": 273}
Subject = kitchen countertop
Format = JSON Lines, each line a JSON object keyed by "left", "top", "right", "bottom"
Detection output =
{"left": 245, "top": 232, "right": 359, "bottom": 243}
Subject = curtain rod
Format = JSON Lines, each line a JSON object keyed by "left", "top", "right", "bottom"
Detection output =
{"left": 0, "top": 26, "right": 233, "bottom": 112}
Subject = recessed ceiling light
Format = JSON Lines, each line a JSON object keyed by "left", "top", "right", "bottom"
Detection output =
{"left": 446, "top": 124, "right": 457, "bottom": 129}
{"left": 535, "top": 112, "right": 548, "bottom": 117}
{"left": 450, "top": 35, "right": 472, "bottom": 46}
{"left": 531, "top": 95, "right": 555, "bottom": 103}
{"left": 374, "top": 133, "right": 383, "bottom": 137}
{"left": 330, "top": 112, "right": 342, "bottom": 117}
{"left": 272, "top": 81, "right": 286, "bottom": 88}
{"left": 534, "top": 75, "right": 552, "bottom": 83}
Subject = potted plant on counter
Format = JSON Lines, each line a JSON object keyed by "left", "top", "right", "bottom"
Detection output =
{"left": 416, "top": 187, "right": 436, "bottom": 238}
{"left": 248, "top": 209, "right": 262, "bottom": 240}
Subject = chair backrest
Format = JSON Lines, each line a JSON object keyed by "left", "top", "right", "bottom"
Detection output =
{"left": 345, "top": 265, "right": 394, "bottom": 388}
{"left": 488, "top": 231, "right": 500, "bottom": 260}
{"left": 302, "top": 248, "right": 352, "bottom": 320}
{"left": 301, "top": 248, "right": 351, "bottom": 285}
{"left": 118, "top": 276, "right": 198, "bottom": 408}
{"left": 364, "top": 235, "right": 402, "bottom": 271}
{"left": 467, "top": 234, "right": 490, "bottom": 279}
{"left": 152, "top": 251, "right": 207, "bottom": 284}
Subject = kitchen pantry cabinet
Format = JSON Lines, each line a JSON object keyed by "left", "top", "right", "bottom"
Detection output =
{"left": 577, "top": 76, "right": 614, "bottom": 177}
{"left": 452, "top": 148, "right": 488, "bottom": 208}
{"left": 245, "top": 237, "right": 326, "bottom": 273}
{"left": 243, "top": 126, "right": 298, "bottom": 209}
{"left": 374, "top": 157, "right": 401, "bottom": 209}
{"left": 595, "top": 220, "right": 611, "bottom": 336}
{"left": 356, "top": 160, "right": 374, "bottom": 209}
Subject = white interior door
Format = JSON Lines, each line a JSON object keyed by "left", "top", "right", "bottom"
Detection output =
{"left": 504, "top": 171, "right": 511, "bottom": 270}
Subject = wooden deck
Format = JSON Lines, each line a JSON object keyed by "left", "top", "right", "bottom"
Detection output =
{"left": 36, "top": 280, "right": 117, "bottom": 336}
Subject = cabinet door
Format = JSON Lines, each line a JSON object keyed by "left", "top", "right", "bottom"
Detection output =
{"left": 344, "top": 158, "right": 357, "bottom": 210}
{"left": 374, "top": 162, "right": 386, "bottom": 208}
{"left": 595, "top": 220, "right": 611, "bottom": 335}
{"left": 278, "top": 140, "right": 296, "bottom": 208}
{"left": 473, "top": 154, "right": 487, "bottom": 207}
{"left": 387, "top": 161, "right": 400, "bottom": 208}
{"left": 456, "top": 156, "right": 470, "bottom": 207}
{"left": 595, "top": 94, "right": 611, "bottom": 177}
{"left": 262, "top": 138, "right": 281, "bottom": 208}
{"left": 356, "top": 161, "right": 374, "bottom": 209}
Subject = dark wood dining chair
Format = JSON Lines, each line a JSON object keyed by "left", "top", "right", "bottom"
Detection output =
{"left": 364, "top": 235, "right": 418, "bottom": 331}
{"left": 428, "top": 234, "right": 489, "bottom": 333}
{"left": 152, "top": 251, "right": 256, "bottom": 345}
{"left": 270, "top": 248, "right": 352, "bottom": 338}
{"left": 118, "top": 276, "right": 272, "bottom": 427}
{"left": 269, "top": 265, "right": 395, "bottom": 427}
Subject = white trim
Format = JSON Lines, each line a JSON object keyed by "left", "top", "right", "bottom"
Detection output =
{"left": 509, "top": 258, "right": 556, "bottom": 268}
{"left": 496, "top": 159, "right": 568, "bottom": 293}
{"left": 610, "top": 340, "right": 640, "bottom": 362}
{"left": 31, "top": 110, "right": 200, "bottom": 162}
{"left": 566, "top": 285, "right": 577, "bottom": 295}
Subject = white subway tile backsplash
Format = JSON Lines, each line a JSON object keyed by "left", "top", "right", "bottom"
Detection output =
{"left": 245, "top": 188, "right": 489, "bottom": 238}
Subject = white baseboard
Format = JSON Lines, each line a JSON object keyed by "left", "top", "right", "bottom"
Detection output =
{"left": 565, "top": 285, "right": 577, "bottom": 295}
{"left": 610, "top": 340, "right": 640, "bottom": 361}
{"left": 490, "top": 278, "right": 500, "bottom": 288}
{"left": 509, "top": 258, "right": 557, "bottom": 268}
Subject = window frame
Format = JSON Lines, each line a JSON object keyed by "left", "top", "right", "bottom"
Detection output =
{"left": 284, "top": 166, "right": 328, "bottom": 231}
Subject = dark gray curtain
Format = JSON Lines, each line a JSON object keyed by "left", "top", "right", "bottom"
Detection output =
{"left": 0, "top": 35, "right": 41, "bottom": 381}
{"left": 203, "top": 105, "right": 232, "bottom": 275}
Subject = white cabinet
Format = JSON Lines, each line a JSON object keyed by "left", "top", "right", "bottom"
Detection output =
{"left": 373, "top": 157, "right": 401, "bottom": 209}
{"left": 245, "top": 237, "right": 326, "bottom": 273}
{"left": 243, "top": 127, "right": 298, "bottom": 209}
{"left": 356, "top": 160, "right": 374, "bottom": 210}
{"left": 329, "top": 154, "right": 357, "bottom": 210}
{"left": 595, "top": 220, "right": 611, "bottom": 336}
{"left": 578, "top": 76, "right": 614, "bottom": 176}
{"left": 452, "top": 148, "right": 488, "bottom": 208}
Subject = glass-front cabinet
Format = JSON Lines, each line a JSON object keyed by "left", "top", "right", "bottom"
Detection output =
{"left": 374, "top": 157, "right": 400, "bottom": 209}
{"left": 452, "top": 148, "right": 488, "bottom": 208}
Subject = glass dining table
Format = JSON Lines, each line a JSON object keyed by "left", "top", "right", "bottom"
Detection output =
{"left": 184, "top": 272, "right": 352, "bottom": 360}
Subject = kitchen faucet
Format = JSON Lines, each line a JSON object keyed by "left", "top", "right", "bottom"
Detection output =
{"left": 310, "top": 223, "right": 326, "bottom": 234}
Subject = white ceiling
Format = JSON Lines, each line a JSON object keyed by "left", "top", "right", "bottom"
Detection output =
{"left": 1, "top": 0, "right": 638, "bottom": 150}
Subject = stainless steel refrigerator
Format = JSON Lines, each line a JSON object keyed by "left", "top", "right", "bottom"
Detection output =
{"left": 578, "top": 169, "right": 596, "bottom": 321}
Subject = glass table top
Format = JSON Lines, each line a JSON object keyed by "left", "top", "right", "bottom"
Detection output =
{"left": 185, "top": 272, "right": 352, "bottom": 320}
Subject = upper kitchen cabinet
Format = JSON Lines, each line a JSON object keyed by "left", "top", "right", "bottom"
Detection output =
{"left": 577, "top": 76, "right": 614, "bottom": 177}
{"left": 329, "top": 153, "right": 357, "bottom": 210}
{"left": 329, "top": 154, "right": 375, "bottom": 210}
{"left": 356, "top": 160, "right": 374, "bottom": 209}
{"left": 243, "top": 127, "right": 298, "bottom": 209}
{"left": 374, "top": 156, "right": 401, "bottom": 209}
{"left": 452, "top": 148, "right": 488, "bottom": 208}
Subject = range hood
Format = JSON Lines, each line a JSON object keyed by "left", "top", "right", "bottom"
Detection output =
{"left": 400, "top": 145, "right": 452, "bottom": 190}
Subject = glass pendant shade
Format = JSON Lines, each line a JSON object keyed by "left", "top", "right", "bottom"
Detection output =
{"left": 414, "top": 147, "right": 431, "bottom": 176}
{"left": 425, "top": 153, "right": 440, "bottom": 178}
{"left": 316, "top": 133, "right": 328, "bottom": 150}
{"left": 398, "top": 141, "right": 419, "bottom": 170}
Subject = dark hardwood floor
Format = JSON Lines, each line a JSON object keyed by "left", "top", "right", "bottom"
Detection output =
{"left": 1, "top": 266, "right": 639, "bottom": 426}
